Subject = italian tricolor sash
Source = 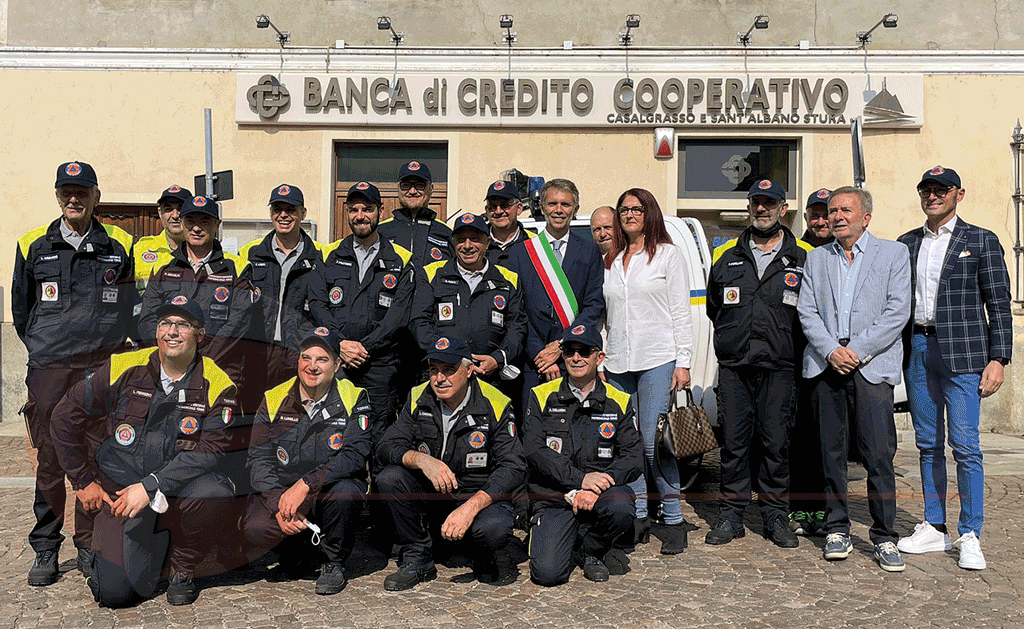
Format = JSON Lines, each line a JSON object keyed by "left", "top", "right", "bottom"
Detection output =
{"left": 523, "top": 232, "right": 578, "bottom": 329}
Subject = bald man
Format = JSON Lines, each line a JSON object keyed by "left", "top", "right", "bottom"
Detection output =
{"left": 590, "top": 207, "right": 615, "bottom": 255}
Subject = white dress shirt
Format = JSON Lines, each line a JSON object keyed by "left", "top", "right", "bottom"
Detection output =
{"left": 603, "top": 243, "right": 694, "bottom": 373}
{"left": 914, "top": 215, "right": 958, "bottom": 326}
{"left": 545, "top": 228, "right": 569, "bottom": 265}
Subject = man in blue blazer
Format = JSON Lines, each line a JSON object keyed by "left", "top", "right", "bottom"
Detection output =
{"left": 797, "top": 186, "right": 911, "bottom": 572}
{"left": 895, "top": 166, "right": 1012, "bottom": 571}
{"left": 507, "top": 179, "right": 605, "bottom": 409}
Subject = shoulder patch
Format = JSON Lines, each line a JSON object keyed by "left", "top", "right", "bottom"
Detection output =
{"left": 17, "top": 225, "right": 50, "bottom": 259}
{"left": 478, "top": 380, "right": 511, "bottom": 420}
{"left": 602, "top": 381, "right": 632, "bottom": 414}
{"left": 423, "top": 260, "right": 446, "bottom": 283}
{"left": 532, "top": 379, "right": 563, "bottom": 413}
{"left": 712, "top": 239, "right": 738, "bottom": 265}
{"left": 201, "top": 357, "right": 237, "bottom": 407}
{"left": 265, "top": 377, "right": 297, "bottom": 420}
{"left": 334, "top": 378, "right": 367, "bottom": 416}
{"left": 495, "top": 264, "right": 519, "bottom": 288}
{"left": 102, "top": 224, "right": 134, "bottom": 256}
{"left": 391, "top": 243, "right": 413, "bottom": 267}
{"left": 109, "top": 347, "right": 159, "bottom": 386}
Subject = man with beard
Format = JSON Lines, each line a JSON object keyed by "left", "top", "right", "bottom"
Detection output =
{"left": 589, "top": 206, "right": 616, "bottom": 256}
{"left": 310, "top": 182, "right": 415, "bottom": 439}
{"left": 13, "top": 160, "right": 135, "bottom": 586}
{"left": 483, "top": 180, "right": 534, "bottom": 267}
{"left": 240, "top": 184, "right": 323, "bottom": 395}
{"left": 135, "top": 185, "right": 192, "bottom": 294}
{"left": 378, "top": 160, "right": 453, "bottom": 267}
{"left": 705, "top": 179, "right": 810, "bottom": 550}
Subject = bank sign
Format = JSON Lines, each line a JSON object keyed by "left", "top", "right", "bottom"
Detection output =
{"left": 236, "top": 72, "right": 922, "bottom": 129}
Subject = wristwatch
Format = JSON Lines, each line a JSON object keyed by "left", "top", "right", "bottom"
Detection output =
{"left": 994, "top": 357, "right": 1010, "bottom": 366}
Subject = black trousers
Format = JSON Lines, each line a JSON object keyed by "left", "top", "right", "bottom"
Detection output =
{"left": 340, "top": 360, "right": 400, "bottom": 447}
{"left": 788, "top": 378, "right": 826, "bottom": 515}
{"left": 244, "top": 478, "right": 367, "bottom": 566}
{"left": 26, "top": 363, "right": 103, "bottom": 552}
{"left": 811, "top": 369, "right": 898, "bottom": 544}
{"left": 376, "top": 465, "right": 514, "bottom": 567}
{"left": 716, "top": 365, "right": 795, "bottom": 524}
{"left": 528, "top": 485, "right": 635, "bottom": 587}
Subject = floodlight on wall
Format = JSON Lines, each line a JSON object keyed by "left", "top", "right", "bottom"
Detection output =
{"left": 500, "top": 14, "right": 517, "bottom": 94}
{"left": 619, "top": 14, "right": 640, "bottom": 105}
{"left": 738, "top": 14, "right": 769, "bottom": 46}
{"left": 857, "top": 13, "right": 897, "bottom": 47}
{"left": 377, "top": 16, "right": 404, "bottom": 46}
{"left": 255, "top": 14, "right": 290, "bottom": 47}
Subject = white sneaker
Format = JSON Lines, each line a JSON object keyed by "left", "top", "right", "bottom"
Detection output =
{"left": 953, "top": 532, "right": 986, "bottom": 570}
{"left": 897, "top": 521, "right": 951, "bottom": 554}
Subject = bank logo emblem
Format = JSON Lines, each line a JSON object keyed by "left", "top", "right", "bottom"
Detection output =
{"left": 247, "top": 74, "right": 291, "bottom": 121}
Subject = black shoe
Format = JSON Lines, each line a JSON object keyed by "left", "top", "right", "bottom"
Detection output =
{"left": 77, "top": 547, "right": 94, "bottom": 579}
{"left": 28, "top": 549, "right": 60, "bottom": 586}
{"left": 383, "top": 563, "right": 437, "bottom": 591}
{"left": 705, "top": 520, "right": 745, "bottom": 545}
{"left": 166, "top": 572, "right": 199, "bottom": 606}
{"left": 315, "top": 562, "right": 347, "bottom": 595}
{"left": 766, "top": 517, "right": 799, "bottom": 548}
{"left": 581, "top": 555, "right": 609, "bottom": 582}
{"left": 613, "top": 516, "right": 649, "bottom": 552}
{"left": 659, "top": 522, "right": 688, "bottom": 555}
{"left": 473, "top": 555, "right": 500, "bottom": 584}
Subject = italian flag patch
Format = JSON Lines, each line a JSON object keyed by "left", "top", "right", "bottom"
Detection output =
{"left": 222, "top": 409, "right": 232, "bottom": 425}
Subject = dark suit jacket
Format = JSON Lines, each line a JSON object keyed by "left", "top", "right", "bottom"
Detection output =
{"left": 507, "top": 230, "right": 605, "bottom": 365}
{"left": 898, "top": 218, "right": 1012, "bottom": 374}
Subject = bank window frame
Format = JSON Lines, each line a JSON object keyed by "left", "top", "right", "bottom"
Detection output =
{"left": 677, "top": 139, "right": 798, "bottom": 200}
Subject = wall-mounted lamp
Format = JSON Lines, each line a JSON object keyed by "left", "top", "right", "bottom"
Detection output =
{"left": 857, "top": 13, "right": 898, "bottom": 47}
{"left": 377, "top": 16, "right": 404, "bottom": 46}
{"left": 738, "top": 14, "right": 769, "bottom": 46}
{"left": 500, "top": 14, "right": 517, "bottom": 94}
{"left": 255, "top": 14, "right": 290, "bottom": 47}
{"left": 619, "top": 14, "right": 640, "bottom": 105}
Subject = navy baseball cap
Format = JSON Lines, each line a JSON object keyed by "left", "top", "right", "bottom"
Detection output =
{"left": 179, "top": 195, "right": 220, "bottom": 220}
{"left": 806, "top": 188, "right": 831, "bottom": 208}
{"left": 485, "top": 179, "right": 520, "bottom": 200}
{"left": 269, "top": 183, "right": 304, "bottom": 207}
{"left": 55, "top": 161, "right": 98, "bottom": 189}
{"left": 398, "top": 160, "right": 432, "bottom": 183}
{"left": 158, "top": 184, "right": 192, "bottom": 205}
{"left": 918, "top": 165, "right": 961, "bottom": 189}
{"left": 451, "top": 212, "right": 490, "bottom": 236}
{"left": 154, "top": 295, "right": 205, "bottom": 328}
{"left": 346, "top": 181, "right": 382, "bottom": 207}
{"left": 425, "top": 336, "right": 472, "bottom": 364}
{"left": 300, "top": 326, "right": 342, "bottom": 360}
{"left": 561, "top": 324, "right": 602, "bottom": 350}
{"left": 747, "top": 179, "right": 786, "bottom": 202}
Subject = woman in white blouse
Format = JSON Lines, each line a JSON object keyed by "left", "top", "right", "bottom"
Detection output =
{"left": 603, "top": 188, "right": 694, "bottom": 555}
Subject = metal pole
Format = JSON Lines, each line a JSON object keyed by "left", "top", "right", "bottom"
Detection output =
{"left": 204, "top": 108, "right": 215, "bottom": 198}
{"left": 1012, "top": 120, "right": 1023, "bottom": 304}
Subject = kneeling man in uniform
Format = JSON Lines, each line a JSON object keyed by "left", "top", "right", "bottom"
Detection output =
{"left": 51, "top": 296, "right": 239, "bottom": 606}
{"left": 244, "top": 327, "right": 373, "bottom": 595}
{"left": 523, "top": 324, "right": 642, "bottom": 585}
{"left": 375, "top": 336, "right": 525, "bottom": 590}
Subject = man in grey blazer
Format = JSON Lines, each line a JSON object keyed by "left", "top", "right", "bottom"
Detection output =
{"left": 797, "top": 186, "right": 911, "bottom": 572}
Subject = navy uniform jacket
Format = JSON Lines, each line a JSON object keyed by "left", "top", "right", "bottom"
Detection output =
{"left": 139, "top": 241, "right": 256, "bottom": 383}
{"left": 378, "top": 207, "right": 454, "bottom": 268}
{"left": 506, "top": 231, "right": 605, "bottom": 365}
{"left": 485, "top": 222, "right": 535, "bottom": 268}
{"left": 309, "top": 236, "right": 414, "bottom": 362}
{"left": 13, "top": 217, "right": 135, "bottom": 367}
{"left": 239, "top": 230, "right": 323, "bottom": 351}
{"left": 411, "top": 260, "right": 526, "bottom": 369}
{"left": 376, "top": 378, "right": 526, "bottom": 500}
{"left": 50, "top": 347, "right": 238, "bottom": 496}
{"left": 706, "top": 226, "right": 812, "bottom": 371}
{"left": 898, "top": 218, "right": 1012, "bottom": 373}
{"left": 523, "top": 377, "right": 642, "bottom": 508}
{"left": 248, "top": 377, "right": 372, "bottom": 512}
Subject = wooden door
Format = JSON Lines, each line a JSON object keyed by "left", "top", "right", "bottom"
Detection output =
{"left": 333, "top": 182, "right": 448, "bottom": 242}
{"left": 95, "top": 204, "right": 162, "bottom": 239}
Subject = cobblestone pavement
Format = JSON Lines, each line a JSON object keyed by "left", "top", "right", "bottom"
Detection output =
{"left": 2, "top": 430, "right": 1023, "bottom": 629}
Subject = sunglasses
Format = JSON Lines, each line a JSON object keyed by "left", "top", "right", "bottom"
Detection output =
{"left": 561, "top": 345, "right": 597, "bottom": 358}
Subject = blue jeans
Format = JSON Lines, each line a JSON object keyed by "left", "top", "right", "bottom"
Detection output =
{"left": 906, "top": 333, "right": 984, "bottom": 538}
{"left": 607, "top": 362, "right": 683, "bottom": 525}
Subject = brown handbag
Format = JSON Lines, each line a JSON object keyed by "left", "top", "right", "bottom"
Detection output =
{"left": 656, "top": 388, "right": 719, "bottom": 460}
